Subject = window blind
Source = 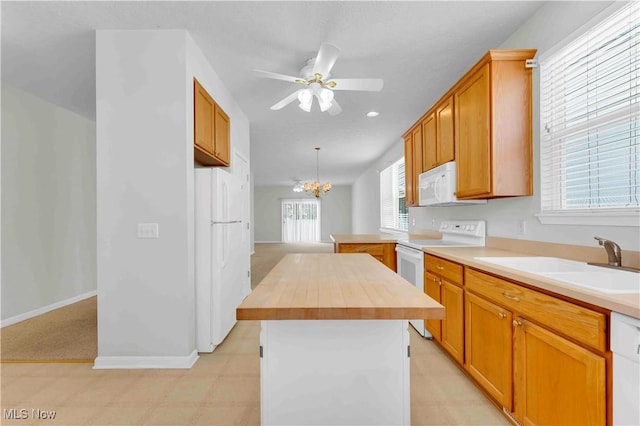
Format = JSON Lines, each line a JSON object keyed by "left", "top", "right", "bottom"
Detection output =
{"left": 380, "top": 159, "right": 408, "bottom": 231}
{"left": 540, "top": 2, "right": 639, "bottom": 212}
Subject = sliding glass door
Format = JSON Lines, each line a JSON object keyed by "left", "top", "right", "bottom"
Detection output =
{"left": 281, "top": 199, "right": 321, "bottom": 242}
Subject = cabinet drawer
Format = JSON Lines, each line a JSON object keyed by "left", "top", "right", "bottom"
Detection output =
{"left": 465, "top": 268, "right": 606, "bottom": 352}
{"left": 425, "top": 254, "right": 463, "bottom": 285}
{"left": 338, "top": 243, "right": 385, "bottom": 256}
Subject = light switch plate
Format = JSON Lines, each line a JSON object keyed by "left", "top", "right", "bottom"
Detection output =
{"left": 137, "top": 223, "right": 159, "bottom": 239}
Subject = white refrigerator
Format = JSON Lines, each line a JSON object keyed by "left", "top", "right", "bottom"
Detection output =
{"left": 195, "top": 168, "right": 248, "bottom": 352}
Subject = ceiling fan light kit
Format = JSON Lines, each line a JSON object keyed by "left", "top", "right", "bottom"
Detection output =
{"left": 255, "top": 43, "right": 383, "bottom": 115}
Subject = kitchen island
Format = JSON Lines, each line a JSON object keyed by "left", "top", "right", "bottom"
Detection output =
{"left": 237, "top": 253, "right": 444, "bottom": 425}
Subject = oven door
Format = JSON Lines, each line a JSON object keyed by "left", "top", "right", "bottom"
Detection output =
{"left": 395, "top": 244, "right": 432, "bottom": 338}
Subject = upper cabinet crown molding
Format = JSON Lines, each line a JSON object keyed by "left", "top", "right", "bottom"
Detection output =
{"left": 194, "top": 78, "right": 230, "bottom": 167}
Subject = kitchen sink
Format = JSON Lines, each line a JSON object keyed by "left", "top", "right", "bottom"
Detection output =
{"left": 474, "top": 257, "right": 640, "bottom": 294}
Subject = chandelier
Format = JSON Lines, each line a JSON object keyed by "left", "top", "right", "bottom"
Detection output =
{"left": 303, "top": 147, "right": 331, "bottom": 198}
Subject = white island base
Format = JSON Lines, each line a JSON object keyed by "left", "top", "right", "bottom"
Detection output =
{"left": 260, "top": 319, "right": 410, "bottom": 426}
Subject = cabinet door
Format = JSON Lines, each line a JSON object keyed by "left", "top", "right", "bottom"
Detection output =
{"left": 465, "top": 292, "right": 513, "bottom": 410}
{"left": 422, "top": 113, "right": 437, "bottom": 171}
{"left": 213, "top": 104, "right": 230, "bottom": 166}
{"left": 194, "top": 80, "right": 215, "bottom": 155}
{"left": 424, "top": 272, "right": 442, "bottom": 341}
{"left": 455, "top": 64, "right": 491, "bottom": 198}
{"left": 436, "top": 95, "right": 454, "bottom": 165}
{"left": 404, "top": 136, "right": 415, "bottom": 206}
{"left": 441, "top": 280, "right": 464, "bottom": 364}
{"left": 412, "top": 125, "right": 423, "bottom": 205}
{"left": 513, "top": 318, "right": 606, "bottom": 426}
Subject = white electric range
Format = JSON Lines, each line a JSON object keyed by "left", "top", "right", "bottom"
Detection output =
{"left": 396, "top": 220, "right": 486, "bottom": 338}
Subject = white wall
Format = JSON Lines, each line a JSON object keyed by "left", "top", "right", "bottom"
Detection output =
{"left": 95, "top": 29, "right": 250, "bottom": 367}
{"left": 352, "top": 1, "right": 639, "bottom": 251}
{"left": 352, "top": 142, "right": 404, "bottom": 234}
{"left": 254, "top": 186, "right": 352, "bottom": 242}
{"left": 1, "top": 84, "right": 96, "bottom": 321}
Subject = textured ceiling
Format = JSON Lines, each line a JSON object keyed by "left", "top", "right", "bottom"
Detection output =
{"left": 2, "top": 1, "right": 546, "bottom": 186}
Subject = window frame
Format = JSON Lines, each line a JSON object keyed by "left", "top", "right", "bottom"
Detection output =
{"left": 379, "top": 157, "right": 409, "bottom": 233}
{"left": 536, "top": 1, "right": 640, "bottom": 227}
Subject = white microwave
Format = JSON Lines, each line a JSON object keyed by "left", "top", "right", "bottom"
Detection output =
{"left": 418, "top": 161, "right": 486, "bottom": 207}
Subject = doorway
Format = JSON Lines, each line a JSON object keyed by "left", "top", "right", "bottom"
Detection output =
{"left": 281, "top": 199, "right": 321, "bottom": 242}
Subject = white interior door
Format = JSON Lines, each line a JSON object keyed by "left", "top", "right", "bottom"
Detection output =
{"left": 281, "top": 199, "right": 321, "bottom": 242}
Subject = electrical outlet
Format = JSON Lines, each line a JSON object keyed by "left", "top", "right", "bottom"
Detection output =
{"left": 518, "top": 220, "right": 526, "bottom": 236}
{"left": 431, "top": 219, "right": 437, "bottom": 229}
{"left": 137, "top": 223, "right": 159, "bottom": 239}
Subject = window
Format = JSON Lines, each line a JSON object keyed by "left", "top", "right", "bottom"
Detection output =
{"left": 539, "top": 2, "right": 639, "bottom": 225}
{"left": 380, "top": 158, "right": 408, "bottom": 231}
{"left": 281, "top": 199, "right": 320, "bottom": 242}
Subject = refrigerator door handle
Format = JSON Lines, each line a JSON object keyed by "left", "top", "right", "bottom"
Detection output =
{"left": 211, "top": 220, "right": 242, "bottom": 224}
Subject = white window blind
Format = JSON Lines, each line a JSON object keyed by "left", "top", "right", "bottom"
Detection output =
{"left": 540, "top": 2, "right": 639, "bottom": 215}
{"left": 380, "top": 158, "right": 408, "bottom": 231}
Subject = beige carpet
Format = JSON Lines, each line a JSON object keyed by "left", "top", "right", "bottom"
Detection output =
{"left": 0, "top": 243, "right": 333, "bottom": 363}
{"left": 1, "top": 296, "right": 97, "bottom": 363}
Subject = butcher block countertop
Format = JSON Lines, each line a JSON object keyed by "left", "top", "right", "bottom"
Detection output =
{"left": 423, "top": 246, "right": 640, "bottom": 319}
{"left": 330, "top": 234, "right": 400, "bottom": 244}
{"left": 236, "top": 253, "right": 445, "bottom": 321}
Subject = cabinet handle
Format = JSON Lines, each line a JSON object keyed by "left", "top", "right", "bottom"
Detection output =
{"left": 512, "top": 319, "right": 523, "bottom": 327}
{"left": 498, "top": 312, "right": 507, "bottom": 319}
{"left": 438, "top": 279, "right": 442, "bottom": 286}
{"left": 357, "top": 249, "right": 367, "bottom": 253}
{"left": 502, "top": 292, "right": 520, "bottom": 302}
{"left": 436, "top": 266, "right": 444, "bottom": 270}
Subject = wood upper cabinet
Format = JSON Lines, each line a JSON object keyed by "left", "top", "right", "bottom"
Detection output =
{"left": 422, "top": 112, "right": 437, "bottom": 171}
{"left": 465, "top": 291, "right": 513, "bottom": 411}
{"left": 421, "top": 96, "right": 455, "bottom": 173}
{"left": 513, "top": 318, "right": 606, "bottom": 426}
{"left": 435, "top": 96, "right": 455, "bottom": 167}
{"left": 455, "top": 50, "right": 535, "bottom": 199}
{"left": 412, "top": 125, "right": 423, "bottom": 186}
{"left": 403, "top": 134, "right": 421, "bottom": 207}
{"left": 335, "top": 243, "right": 397, "bottom": 272}
{"left": 194, "top": 79, "right": 230, "bottom": 167}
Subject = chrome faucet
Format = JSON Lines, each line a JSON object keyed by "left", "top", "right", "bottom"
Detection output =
{"left": 593, "top": 237, "right": 622, "bottom": 267}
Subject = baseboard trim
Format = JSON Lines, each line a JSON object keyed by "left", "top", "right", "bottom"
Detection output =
{"left": 93, "top": 350, "right": 199, "bottom": 370}
{"left": 1, "top": 290, "right": 97, "bottom": 328}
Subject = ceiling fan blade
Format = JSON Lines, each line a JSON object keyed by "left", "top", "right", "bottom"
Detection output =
{"left": 329, "top": 78, "right": 384, "bottom": 92}
{"left": 270, "top": 90, "right": 303, "bottom": 110}
{"left": 312, "top": 43, "right": 340, "bottom": 79}
{"left": 254, "top": 69, "right": 301, "bottom": 84}
{"left": 327, "top": 99, "right": 342, "bottom": 116}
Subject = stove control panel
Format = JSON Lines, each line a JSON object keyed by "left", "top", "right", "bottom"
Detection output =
{"left": 439, "top": 220, "right": 486, "bottom": 238}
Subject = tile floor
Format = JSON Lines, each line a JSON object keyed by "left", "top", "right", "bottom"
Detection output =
{"left": 1, "top": 320, "right": 508, "bottom": 425}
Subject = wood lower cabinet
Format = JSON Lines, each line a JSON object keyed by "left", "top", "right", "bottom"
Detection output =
{"left": 440, "top": 280, "right": 464, "bottom": 364}
{"left": 513, "top": 318, "right": 606, "bottom": 426}
{"left": 194, "top": 78, "right": 230, "bottom": 166}
{"left": 465, "top": 268, "right": 608, "bottom": 426}
{"left": 465, "top": 291, "right": 513, "bottom": 411}
{"left": 335, "top": 243, "right": 397, "bottom": 272}
{"left": 425, "top": 254, "right": 464, "bottom": 363}
{"left": 424, "top": 272, "right": 442, "bottom": 341}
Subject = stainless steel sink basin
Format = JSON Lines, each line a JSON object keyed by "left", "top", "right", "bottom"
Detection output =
{"left": 474, "top": 257, "right": 640, "bottom": 294}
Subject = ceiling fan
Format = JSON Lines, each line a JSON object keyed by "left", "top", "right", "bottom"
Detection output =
{"left": 254, "top": 43, "right": 384, "bottom": 115}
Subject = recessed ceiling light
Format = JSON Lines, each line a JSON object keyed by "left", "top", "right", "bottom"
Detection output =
{"left": 366, "top": 111, "right": 379, "bottom": 118}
